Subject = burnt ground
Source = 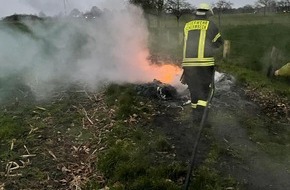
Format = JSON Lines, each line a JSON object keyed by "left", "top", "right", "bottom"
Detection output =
{"left": 208, "top": 83, "right": 290, "bottom": 190}
{"left": 150, "top": 103, "right": 212, "bottom": 166}
{"left": 151, "top": 74, "right": 290, "bottom": 190}
{"left": 156, "top": 76, "right": 290, "bottom": 190}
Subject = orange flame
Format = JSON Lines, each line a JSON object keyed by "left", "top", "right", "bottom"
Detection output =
{"left": 132, "top": 50, "right": 183, "bottom": 84}
{"left": 150, "top": 64, "right": 182, "bottom": 84}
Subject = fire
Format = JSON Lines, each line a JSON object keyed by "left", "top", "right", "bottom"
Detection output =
{"left": 132, "top": 50, "right": 183, "bottom": 85}
{"left": 150, "top": 64, "right": 182, "bottom": 84}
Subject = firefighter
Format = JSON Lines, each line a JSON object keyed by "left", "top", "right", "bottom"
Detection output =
{"left": 182, "top": 3, "right": 223, "bottom": 123}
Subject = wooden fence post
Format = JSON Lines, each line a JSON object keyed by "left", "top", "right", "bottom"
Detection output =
{"left": 223, "top": 40, "right": 231, "bottom": 59}
{"left": 270, "top": 46, "right": 278, "bottom": 66}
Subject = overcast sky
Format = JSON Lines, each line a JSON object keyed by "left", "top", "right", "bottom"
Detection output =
{"left": 0, "top": 0, "right": 256, "bottom": 18}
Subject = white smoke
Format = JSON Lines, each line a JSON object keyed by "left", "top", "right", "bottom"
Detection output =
{"left": 0, "top": 0, "right": 123, "bottom": 18}
{"left": 0, "top": 3, "right": 160, "bottom": 100}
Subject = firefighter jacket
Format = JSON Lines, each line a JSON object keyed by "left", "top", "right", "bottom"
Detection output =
{"left": 182, "top": 15, "right": 223, "bottom": 67}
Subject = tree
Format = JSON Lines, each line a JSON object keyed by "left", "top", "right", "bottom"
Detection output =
{"left": 166, "top": 0, "right": 193, "bottom": 25}
{"left": 129, "top": 0, "right": 167, "bottom": 27}
{"left": 214, "top": 0, "right": 233, "bottom": 13}
{"left": 255, "top": 0, "right": 276, "bottom": 15}
{"left": 129, "top": 0, "right": 163, "bottom": 14}
{"left": 276, "top": 0, "right": 290, "bottom": 12}
{"left": 156, "top": 0, "right": 166, "bottom": 15}
{"left": 241, "top": 4, "right": 255, "bottom": 13}
{"left": 90, "top": 6, "right": 102, "bottom": 17}
{"left": 69, "top": 8, "right": 82, "bottom": 18}
{"left": 128, "top": 0, "right": 192, "bottom": 26}
{"left": 83, "top": 6, "right": 103, "bottom": 19}
{"left": 213, "top": 0, "right": 233, "bottom": 27}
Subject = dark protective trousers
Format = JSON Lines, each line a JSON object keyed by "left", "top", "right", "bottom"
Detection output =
{"left": 183, "top": 66, "right": 215, "bottom": 123}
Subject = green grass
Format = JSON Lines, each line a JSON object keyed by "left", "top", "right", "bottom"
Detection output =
{"left": 148, "top": 13, "right": 290, "bottom": 74}
{"left": 240, "top": 115, "right": 290, "bottom": 161}
{"left": 95, "top": 123, "right": 185, "bottom": 190}
{"left": 95, "top": 120, "right": 237, "bottom": 190}
{"left": 219, "top": 63, "right": 290, "bottom": 98}
{"left": 215, "top": 13, "right": 290, "bottom": 27}
{"left": 0, "top": 115, "right": 27, "bottom": 139}
{"left": 105, "top": 83, "right": 154, "bottom": 120}
{"left": 221, "top": 24, "right": 290, "bottom": 71}
{"left": 193, "top": 148, "right": 237, "bottom": 190}
{"left": 91, "top": 82, "right": 238, "bottom": 189}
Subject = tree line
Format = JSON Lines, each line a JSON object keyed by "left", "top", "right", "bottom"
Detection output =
{"left": 129, "top": 0, "right": 290, "bottom": 16}
{"left": 18, "top": 0, "right": 290, "bottom": 22}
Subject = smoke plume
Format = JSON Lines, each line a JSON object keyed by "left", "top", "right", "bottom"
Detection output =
{"left": 0, "top": 2, "right": 177, "bottom": 101}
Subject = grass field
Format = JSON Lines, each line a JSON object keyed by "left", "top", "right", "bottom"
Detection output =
{"left": 147, "top": 12, "right": 290, "bottom": 105}
{"left": 148, "top": 13, "right": 290, "bottom": 73}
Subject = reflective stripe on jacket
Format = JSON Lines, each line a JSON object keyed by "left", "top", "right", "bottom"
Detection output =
{"left": 182, "top": 16, "right": 222, "bottom": 67}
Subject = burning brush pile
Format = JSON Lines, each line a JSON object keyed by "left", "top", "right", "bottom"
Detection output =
{"left": 132, "top": 59, "right": 189, "bottom": 102}
{"left": 136, "top": 79, "right": 179, "bottom": 100}
{"left": 133, "top": 62, "right": 190, "bottom": 106}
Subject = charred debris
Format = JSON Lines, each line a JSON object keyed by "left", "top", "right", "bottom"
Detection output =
{"left": 135, "top": 79, "right": 188, "bottom": 103}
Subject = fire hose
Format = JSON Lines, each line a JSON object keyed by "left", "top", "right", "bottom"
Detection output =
{"left": 183, "top": 73, "right": 215, "bottom": 190}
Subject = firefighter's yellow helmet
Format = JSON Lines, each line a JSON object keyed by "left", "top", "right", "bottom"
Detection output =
{"left": 197, "top": 3, "right": 213, "bottom": 15}
{"left": 197, "top": 3, "right": 211, "bottom": 10}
